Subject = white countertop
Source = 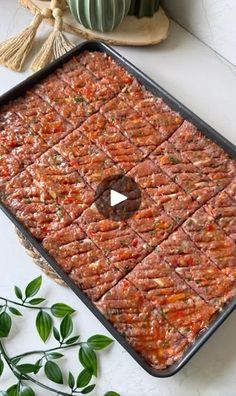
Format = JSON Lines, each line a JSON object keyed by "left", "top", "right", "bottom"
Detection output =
{"left": 0, "top": 2, "right": 236, "bottom": 395}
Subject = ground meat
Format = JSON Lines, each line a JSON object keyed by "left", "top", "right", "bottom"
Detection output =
{"left": 128, "top": 160, "right": 183, "bottom": 208}
{"left": 79, "top": 113, "right": 144, "bottom": 171}
{"left": 120, "top": 81, "right": 183, "bottom": 137}
{"left": 183, "top": 208, "right": 236, "bottom": 279}
{"left": 28, "top": 149, "right": 94, "bottom": 220}
{"left": 157, "top": 228, "right": 235, "bottom": 306}
{"left": 55, "top": 128, "right": 121, "bottom": 190}
{"left": 225, "top": 179, "right": 236, "bottom": 201}
{"left": 170, "top": 121, "right": 236, "bottom": 188}
{"left": 3, "top": 170, "right": 71, "bottom": 240}
{"left": 43, "top": 223, "right": 123, "bottom": 301}
{"left": 0, "top": 49, "right": 236, "bottom": 372}
{"left": 12, "top": 91, "right": 73, "bottom": 145}
{"left": 34, "top": 76, "right": 93, "bottom": 127}
{"left": 78, "top": 51, "right": 134, "bottom": 93}
{"left": 77, "top": 204, "right": 150, "bottom": 274}
{"left": 127, "top": 252, "right": 217, "bottom": 340}
{"left": 0, "top": 153, "right": 22, "bottom": 189}
{"left": 127, "top": 192, "right": 176, "bottom": 247}
{"left": 96, "top": 279, "right": 189, "bottom": 369}
{"left": 205, "top": 191, "right": 236, "bottom": 242}
{"left": 151, "top": 141, "right": 219, "bottom": 204}
{"left": 100, "top": 97, "right": 165, "bottom": 155}
{"left": 0, "top": 112, "right": 48, "bottom": 167}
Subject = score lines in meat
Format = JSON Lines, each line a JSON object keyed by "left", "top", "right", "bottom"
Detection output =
{"left": 77, "top": 204, "right": 150, "bottom": 275}
{"left": 2, "top": 170, "right": 71, "bottom": 241}
{"left": 126, "top": 251, "right": 217, "bottom": 341}
{"left": 42, "top": 223, "right": 124, "bottom": 301}
{"left": 157, "top": 228, "right": 235, "bottom": 307}
{"left": 27, "top": 149, "right": 94, "bottom": 221}
{"left": 183, "top": 207, "right": 236, "bottom": 279}
{"left": 96, "top": 278, "right": 189, "bottom": 370}
{"left": 55, "top": 128, "right": 121, "bottom": 190}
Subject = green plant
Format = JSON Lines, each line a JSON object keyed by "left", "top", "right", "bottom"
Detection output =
{"left": 0, "top": 276, "right": 120, "bottom": 396}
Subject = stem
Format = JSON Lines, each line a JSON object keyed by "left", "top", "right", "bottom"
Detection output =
{"left": 0, "top": 340, "right": 83, "bottom": 396}
{"left": 0, "top": 340, "right": 20, "bottom": 380}
{"left": 0, "top": 297, "right": 51, "bottom": 311}
{"left": 12, "top": 343, "right": 82, "bottom": 361}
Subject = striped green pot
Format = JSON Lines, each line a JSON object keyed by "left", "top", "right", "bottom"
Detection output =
{"left": 128, "top": 0, "right": 160, "bottom": 18}
{"left": 68, "top": 0, "right": 131, "bottom": 32}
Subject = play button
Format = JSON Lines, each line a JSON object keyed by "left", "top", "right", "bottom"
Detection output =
{"left": 95, "top": 175, "right": 141, "bottom": 221}
{"left": 110, "top": 190, "right": 127, "bottom": 207}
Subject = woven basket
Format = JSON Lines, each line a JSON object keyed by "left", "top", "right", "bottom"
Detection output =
{"left": 16, "top": 228, "right": 66, "bottom": 286}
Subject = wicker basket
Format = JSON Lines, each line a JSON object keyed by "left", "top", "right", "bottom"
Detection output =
{"left": 16, "top": 228, "right": 66, "bottom": 286}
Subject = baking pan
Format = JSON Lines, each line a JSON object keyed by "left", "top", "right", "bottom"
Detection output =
{"left": 0, "top": 41, "right": 235, "bottom": 378}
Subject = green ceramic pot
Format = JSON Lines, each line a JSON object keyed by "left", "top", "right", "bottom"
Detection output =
{"left": 128, "top": 0, "right": 160, "bottom": 18}
{"left": 68, "top": 0, "right": 131, "bottom": 32}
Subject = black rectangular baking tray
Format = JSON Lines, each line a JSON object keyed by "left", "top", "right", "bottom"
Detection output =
{"left": 0, "top": 41, "right": 235, "bottom": 378}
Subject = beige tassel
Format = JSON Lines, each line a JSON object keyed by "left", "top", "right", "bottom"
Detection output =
{"left": 0, "top": 13, "right": 43, "bottom": 72}
{"left": 31, "top": 8, "right": 74, "bottom": 72}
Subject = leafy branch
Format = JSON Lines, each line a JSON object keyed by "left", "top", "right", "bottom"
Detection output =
{"left": 0, "top": 276, "right": 120, "bottom": 396}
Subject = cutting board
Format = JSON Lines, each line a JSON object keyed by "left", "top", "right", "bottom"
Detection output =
{"left": 20, "top": 0, "right": 170, "bottom": 46}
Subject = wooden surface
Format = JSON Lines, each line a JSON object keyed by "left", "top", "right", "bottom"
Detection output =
{"left": 19, "top": 0, "right": 170, "bottom": 46}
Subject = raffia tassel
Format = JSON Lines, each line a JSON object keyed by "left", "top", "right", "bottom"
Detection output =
{"left": 31, "top": 8, "right": 74, "bottom": 72}
{"left": 0, "top": 13, "right": 43, "bottom": 72}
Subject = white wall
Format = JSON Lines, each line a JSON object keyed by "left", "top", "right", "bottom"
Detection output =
{"left": 162, "top": 0, "right": 236, "bottom": 66}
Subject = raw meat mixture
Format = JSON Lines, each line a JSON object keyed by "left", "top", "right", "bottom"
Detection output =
{"left": 0, "top": 50, "right": 236, "bottom": 371}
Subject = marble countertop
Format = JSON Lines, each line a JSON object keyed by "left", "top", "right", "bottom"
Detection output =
{"left": 0, "top": 2, "right": 236, "bottom": 395}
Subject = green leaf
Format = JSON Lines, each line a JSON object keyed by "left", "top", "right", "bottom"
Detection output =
{"left": 36, "top": 311, "right": 52, "bottom": 342}
{"left": 0, "top": 357, "right": 4, "bottom": 377}
{"left": 76, "top": 369, "right": 92, "bottom": 388}
{"left": 68, "top": 371, "right": 75, "bottom": 389}
{"left": 6, "top": 385, "right": 18, "bottom": 396}
{"left": 104, "top": 392, "right": 121, "bottom": 396}
{"left": 47, "top": 352, "right": 64, "bottom": 360}
{"left": 44, "top": 361, "right": 63, "bottom": 384}
{"left": 25, "top": 276, "right": 42, "bottom": 299}
{"left": 28, "top": 298, "right": 45, "bottom": 306}
{"left": 51, "top": 303, "right": 75, "bottom": 318}
{"left": 79, "top": 344, "right": 97, "bottom": 377}
{"left": 16, "top": 363, "right": 41, "bottom": 374}
{"left": 81, "top": 384, "right": 96, "bottom": 394}
{"left": 14, "top": 286, "right": 23, "bottom": 300}
{"left": 33, "top": 359, "right": 42, "bottom": 374}
{"left": 65, "top": 335, "right": 80, "bottom": 345}
{"left": 9, "top": 307, "right": 22, "bottom": 316}
{"left": 60, "top": 314, "right": 73, "bottom": 340}
{"left": 0, "top": 312, "right": 12, "bottom": 338}
{"left": 87, "top": 335, "right": 113, "bottom": 351}
{"left": 53, "top": 326, "right": 61, "bottom": 343}
{"left": 10, "top": 357, "right": 21, "bottom": 366}
{"left": 19, "top": 386, "right": 35, "bottom": 396}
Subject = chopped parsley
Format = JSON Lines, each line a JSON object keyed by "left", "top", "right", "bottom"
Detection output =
{"left": 74, "top": 95, "right": 84, "bottom": 103}
{"left": 120, "top": 239, "right": 128, "bottom": 247}
{"left": 168, "top": 156, "right": 180, "bottom": 164}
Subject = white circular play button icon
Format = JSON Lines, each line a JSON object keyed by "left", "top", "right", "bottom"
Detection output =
{"left": 95, "top": 175, "right": 141, "bottom": 221}
{"left": 110, "top": 190, "right": 127, "bottom": 207}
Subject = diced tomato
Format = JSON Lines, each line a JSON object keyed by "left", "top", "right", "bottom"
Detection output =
{"left": 1, "top": 168, "right": 9, "bottom": 177}
{"left": 132, "top": 239, "right": 138, "bottom": 247}
{"left": 70, "top": 160, "right": 78, "bottom": 169}
{"left": 64, "top": 196, "right": 73, "bottom": 204}
{"left": 206, "top": 223, "right": 216, "bottom": 232}
{"left": 160, "top": 155, "right": 169, "bottom": 165}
